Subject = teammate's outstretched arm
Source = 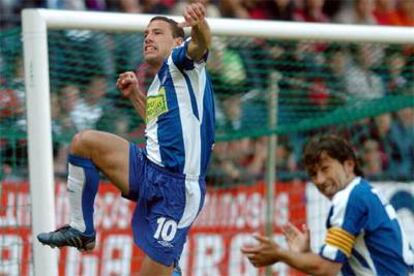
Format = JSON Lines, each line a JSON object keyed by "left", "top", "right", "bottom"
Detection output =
{"left": 178, "top": 2, "right": 211, "bottom": 61}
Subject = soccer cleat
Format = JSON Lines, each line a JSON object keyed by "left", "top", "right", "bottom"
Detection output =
{"left": 37, "top": 225, "right": 96, "bottom": 252}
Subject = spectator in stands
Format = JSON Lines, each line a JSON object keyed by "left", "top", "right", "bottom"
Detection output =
{"left": 388, "top": 108, "right": 414, "bottom": 180}
{"left": 57, "top": 84, "right": 80, "bottom": 131}
{"left": 50, "top": 92, "right": 70, "bottom": 177}
{"left": 343, "top": 118, "right": 372, "bottom": 146}
{"left": 0, "top": 78, "right": 27, "bottom": 181}
{"left": 218, "top": 0, "right": 275, "bottom": 91}
{"left": 210, "top": 137, "right": 268, "bottom": 185}
{"left": 405, "top": 54, "right": 414, "bottom": 95}
{"left": 344, "top": 44, "right": 385, "bottom": 99}
{"left": 242, "top": 137, "right": 267, "bottom": 180}
{"left": 0, "top": 55, "right": 26, "bottom": 130}
{"left": 50, "top": 85, "right": 80, "bottom": 177}
{"left": 110, "top": 0, "right": 176, "bottom": 14}
{"left": 265, "top": 0, "right": 295, "bottom": 21}
{"left": 373, "top": 0, "right": 400, "bottom": 25}
{"left": 1, "top": 162, "right": 24, "bottom": 182}
{"left": 172, "top": 0, "right": 221, "bottom": 18}
{"left": 48, "top": 0, "right": 84, "bottom": 10}
{"left": 324, "top": 44, "right": 349, "bottom": 103}
{"left": 206, "top": 33, "right": 252, "bottom": 131}
{"left": 106, "top": 0, "right": 141, "bottom": 12}
{"left": 335, "top": 0, "right": 377, "bottom": 25}
{"left": 285, "top": 41, "right": 329, "bottom": 114}
{"left": 70, "top": 75, "right": 107, "bottom": 131}
{"left": 372, "top": 113, "right": 393, "bottom": 140}
{"left": 308, "top": 75, "right": 330, "bottom": 111}
{"left": 208, "top": 141, "right": 243, "bottom": 185}
{"left": 321, "top": 0, "right": 345, "bottom": 19}
{"left": 294, "top": 0, "right": 330, "bottom": 23}
{"left": 217, "top": 93, "right": 243, "bottom": 131}
{"left": 360, "top": 138, "right": 385, "bottom": 180}
{"left": 275, "top": 140, "right": 297, "bottom": 180}
{"left": 369, "top": 113, "right": 393, "bottom": 174}
{"left": 0, "top": 85, "right": 22, "bottom": 125}
{"left": 142, "top": 0, "right": 177, "bottom": 14}
{"left": 220, "top": 0, "right": 268, "bottom": 19}
{"left": 374, "top": 108, "right": 414, "bottom": 181}
{"left": 0, "top": 139, "right": 28, "bottom": 181}
{"left": 381, "top": 47, "right": 408, "bottom": 95}
{"left": 0, "top": 0, "right": 47, "bottom": 29}
{"left": 397, "top": 0, "right": 414, "bottom": 26}
{"left": 0, "top": 1, "right": 18, "bottom": 29}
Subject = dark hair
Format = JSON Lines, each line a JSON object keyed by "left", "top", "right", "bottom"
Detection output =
{"left": 303, "top": 134, "right": 364, "bottom": 176}
{"left": 150, "top": 16, "right": 185, "bottom": 39}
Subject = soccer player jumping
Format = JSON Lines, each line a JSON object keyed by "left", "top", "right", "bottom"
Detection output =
{"left": 38, "top": 2, "right": 214, "bottom": 275}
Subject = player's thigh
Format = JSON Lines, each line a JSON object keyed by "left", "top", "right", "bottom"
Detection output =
{"left": 140, "top": 255, "right": 174, "bottom": 276}
{"left": 72, "top": 130, "right": 130, "bottom": 194}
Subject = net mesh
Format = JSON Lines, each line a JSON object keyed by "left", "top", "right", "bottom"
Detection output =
{"left": 1, "top": 28, "right": 413, "bottom": 181}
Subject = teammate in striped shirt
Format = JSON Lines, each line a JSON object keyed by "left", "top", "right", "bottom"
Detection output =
{"left": 38, "top": 3, "right": 214, "bottom": 275}
{"left": 242, "top": 135, "right": 414, "bottom": 275}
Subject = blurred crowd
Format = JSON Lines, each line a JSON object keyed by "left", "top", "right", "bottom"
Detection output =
{"left": 209, "top": 108, "right": 414, "bottom": 185}
{"left": 1, "top": 0, "right": 413, "bottom": 184}
{"left": 1, "top": 0, "right": 414, "bottom": 28}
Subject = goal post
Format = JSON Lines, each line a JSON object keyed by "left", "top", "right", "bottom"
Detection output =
{"left": 22, "top": 10, "right": 56, "bottom": 276}
{"left": 22, "top": 9, "right": 414, "bottom": 276}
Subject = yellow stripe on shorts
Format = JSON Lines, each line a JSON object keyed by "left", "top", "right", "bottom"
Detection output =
{"left": 325, "top": 227, "right": 356, "bottom": 257}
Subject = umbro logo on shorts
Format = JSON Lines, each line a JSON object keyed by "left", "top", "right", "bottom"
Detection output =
{"left": 157, "top": 240, "right": 174, "bottom": 248}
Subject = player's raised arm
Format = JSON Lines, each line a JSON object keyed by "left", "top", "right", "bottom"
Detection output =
{"left": 178, "top": 2, "right": 211, "bottom": 62}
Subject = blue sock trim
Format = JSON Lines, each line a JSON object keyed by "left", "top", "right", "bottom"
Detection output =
{"left": 69, "top": 154, "right": 98, "bottom": 169}
{"left": 68, "top": 154, "right": 99, "bottom": 235}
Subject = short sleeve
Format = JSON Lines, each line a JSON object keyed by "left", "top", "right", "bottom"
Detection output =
{"left": 171, "top": 38, "right": 208, "bottom": 71}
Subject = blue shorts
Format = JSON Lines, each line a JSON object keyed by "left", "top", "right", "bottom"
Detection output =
{"left": 124, "top": 143, "right": 206, "bottom": 267}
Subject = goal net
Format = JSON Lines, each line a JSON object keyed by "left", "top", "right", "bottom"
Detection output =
{"left": 0, "top": 9, "right": 413, "bottom": 276}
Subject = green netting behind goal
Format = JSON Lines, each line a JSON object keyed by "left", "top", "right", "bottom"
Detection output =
{"left": 0, "top": 27, "right": 413, "bottom": 181}
{"left": 45, "top": 30, "right": 414, "bottom": 139}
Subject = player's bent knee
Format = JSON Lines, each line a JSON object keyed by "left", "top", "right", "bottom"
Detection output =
{"left": 70, "top": 130, "right": 100, "bottom": 157}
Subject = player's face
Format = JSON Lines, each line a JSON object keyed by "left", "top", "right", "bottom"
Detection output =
{"left": 143, "top": 20, "right": 181, "bottom": 65}
{"left": 308, "top": 152, "right": 355, "bottom": 200}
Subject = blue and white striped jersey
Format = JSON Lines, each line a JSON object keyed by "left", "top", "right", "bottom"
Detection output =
{"left": 320, "top": 177, "right": 414, "bottom": 275}
{"left": 144, "top": 39, "right": 215, "bottom": 178}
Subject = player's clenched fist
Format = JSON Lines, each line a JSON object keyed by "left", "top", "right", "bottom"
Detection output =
{"left": 178, "top": 2, "right": 206, "bottom": 28}
{"left": 116, "top": 71, "right": 139, "bottom": 98}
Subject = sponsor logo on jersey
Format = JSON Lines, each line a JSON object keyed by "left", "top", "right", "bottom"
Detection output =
{"left": 146, "top": 87, "right": 168, "bottom": 123}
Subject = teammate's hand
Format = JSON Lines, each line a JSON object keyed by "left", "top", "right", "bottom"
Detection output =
{"left": 178, "top": 2, "right": 206, "bottom": 28}
{"left": 282, "top": 223, "right": 311, "bottom": 253}
{"left": 241, "top": 234, "right": 280, "bottom": 267}
{"left": 116, "top": 71, "right": 139, "bottom": 98}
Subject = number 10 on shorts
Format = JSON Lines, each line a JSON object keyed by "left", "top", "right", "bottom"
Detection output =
{"left": 154, "top": 217, "right": 178, "bottom": 242}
